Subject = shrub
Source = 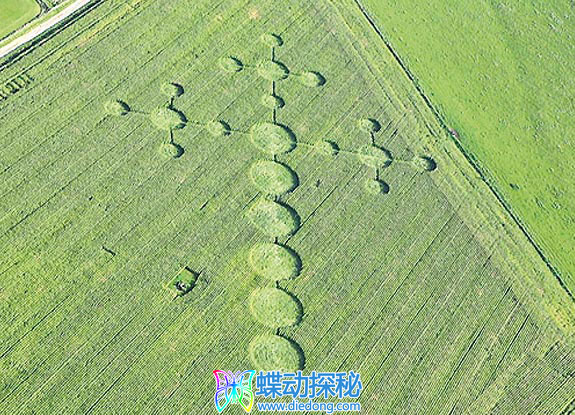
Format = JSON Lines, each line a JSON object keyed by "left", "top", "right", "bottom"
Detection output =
{"left": 160, "top": 142, "right": 184, "bottom": 159}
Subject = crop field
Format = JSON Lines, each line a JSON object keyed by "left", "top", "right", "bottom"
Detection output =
{"left": 0, "top": 0, "right": 41, "bottom": 40}
{"left": 0, "top": 0, "right": 574, "bottom": 414}
{"left": 361, "top": 0, "right": 575, "bottom": 295}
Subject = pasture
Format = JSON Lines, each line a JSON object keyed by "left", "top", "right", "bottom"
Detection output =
{"left": 0, "top": 0, "right": 41, "bottom": 40}
{"left": 362, "top": 0, "right": 575, "bottom": 295}
{"left": 0, "top": 0, "right": 574, "bottom": 413}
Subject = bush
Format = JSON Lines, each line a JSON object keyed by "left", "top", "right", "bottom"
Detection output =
{"left": 161, "top": 82, "right": 184, "bottom": 98}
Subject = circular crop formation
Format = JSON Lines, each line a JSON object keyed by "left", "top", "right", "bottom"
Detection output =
{"left": 314, "top": 140, "right": 339, "bottom": 156}
{"left": 206, "top": 120, "right": 231, "bottom": 137}
{"left": 249, "top": 287, "right": 302, "bottom": 328}
{"left": 248, "top": 199, "right": 300, "bottom": 237}
{"left": 357, "top": 145, "right": 392, "bottom": 168}
{"left": 249, "top": 160, "right": 298, "bottom": 196}
{"left": 161, "top": 82, "right": 184, "bottom": 98}
{"left": 364, "top": 178, "right": 389, "bottom": 195}
{"left": 250, "top": 123, "right": 296, "bottom": 155}
{"left": 150, "top": 107, "right": 187, "bottom": 131}
{"left": 358, "top": 118, "right": 381, "bottom": 133}
{"left": 261, "top": 94, "right": 285, "bottom": 109}
{"left": 296, "top": 71, "right": 326, "bottom": 87}
{"left": 260, "top": 33, "right": 283, "bottom": 47}
{"left": 414, "top": 156, "right": 437, "bottom": 172}
{"left": 249, "top": 243, "right": 301, "bottom": 280}
{"left": 249, "top": 334, "right": 303, "bottom": 371}
{"left": 219, "top": 56, "right": 243, "bottom": 72}
{"left": 160, "top": 142, "right": 184, "bottom": 159}
{"left": 105, "top": 100, "right": 130, "bottom": 116}
{"left": 257, "top": 60, "right": 290, "bottom": 81}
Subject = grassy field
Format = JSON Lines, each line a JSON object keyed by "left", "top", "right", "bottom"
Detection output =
{"left": 361, "top": 0, "right": 575, "bottom": 295}
{"left": 0, "top": 0, "right": 574, "bottom": 413}
{"left": 0, "top": 0, "right": 41, "bottom": 40}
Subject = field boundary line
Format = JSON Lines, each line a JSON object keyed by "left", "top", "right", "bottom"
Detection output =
{"left": 352, "top": 0, "right": 574, "bottom": 303}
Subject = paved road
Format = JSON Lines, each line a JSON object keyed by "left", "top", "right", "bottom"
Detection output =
{"left": 0, "top": 0, "right": 93, "bottom": 59}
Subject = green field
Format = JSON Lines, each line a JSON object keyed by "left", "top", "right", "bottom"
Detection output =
{"left": 361, "top": 0, "right": 575, "bottom": 295}
{"left": 0, "top": 0, "right": 574, "bottom": 413}
{"left": 0, "top": 0, "right": 41, "bottom": 40}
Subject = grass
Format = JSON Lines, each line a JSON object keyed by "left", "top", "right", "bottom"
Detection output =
{"left": 361, "top": 0, "right": 575, "bottom": 294}
{"left": 0, "top": 0, "right": 574, "bottom": 413}
{"left": 0, "top": 0, "right": 41, "bottom": 40}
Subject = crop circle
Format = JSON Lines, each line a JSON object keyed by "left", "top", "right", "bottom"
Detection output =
{"left": 364, "top": 179, "right": 389, "bottom": 194}
{"left": 247, "top": 199, "right": 300, "bottom": 237}
{"left": 249, "top": 334, "right": 303, "bottom": 371}
{"left": 104, "top": 100, "right": 130, "bottom": 116}
{"left": 296, "top": 71, "right": 326, "bottom": 87}
{"left": 219, "top": 56, "right": 243, "bottom": 72}
{"left": 160, "top": 142, "right": 184, "bottom": 159}
{"left": 206, "top": 120, "right": 231, "bottom": 137}
{"left": 257, "top": 60, "right": 289, "bottom": 81}
{"left": 150, "top": 107, "right": 186, "bottom": 130}
{"left": 249, "top": 160, "right": 298, "bottom": 196}
{"left": 249, "top": 288, "right": 302, "bottom": 328}
{"left": 414, "top": 156, "right": 437, "bottom": 172}
{"left": 250, "top": 123, "right": 296, "bottom": 155}
{"left": 357, "top": 145, "right": 392, "bottom": 168}
{"left": 248, "top": 243, "right": 301, "bottom": 280}
{"left": 161, "top": 82, "right": 184, "bottom": 98}
{"left": 261, "top": 94, "right": 285, "bottom": 109}
{"left": 358, "top": 118, "right": 381, "bottom": 133}
{"left": 314, "top": 140, "right": 339, "bottom": 156}
{"left": 260, "top": 33, "right": 283, "bottom": 47}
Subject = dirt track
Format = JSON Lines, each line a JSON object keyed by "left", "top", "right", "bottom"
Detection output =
{"left": 0, "top": 0, "right": 93, "bottom": 59}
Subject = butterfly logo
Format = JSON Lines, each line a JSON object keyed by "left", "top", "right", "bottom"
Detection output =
{"left": 213, "top": 370, "right": 256, "bottom": 413}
